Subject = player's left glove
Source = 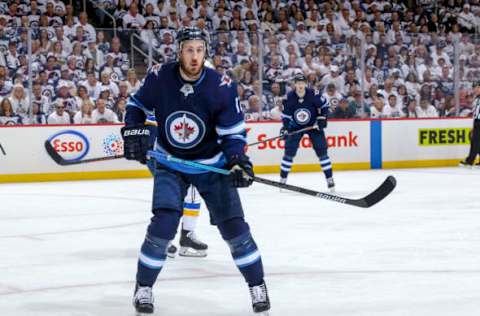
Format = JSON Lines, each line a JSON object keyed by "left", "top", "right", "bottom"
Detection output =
{"left": 121, "top": 124, "right": 150, "bottom": 164}
{"left": 315, "top": 116, "right": 327, "bottom": 129}
{"left": 227, "top": 154, "right": 254, "bottom": 188}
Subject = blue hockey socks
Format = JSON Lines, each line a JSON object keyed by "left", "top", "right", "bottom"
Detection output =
{"left": 320, "top": 155, "right": 333, "bottom": 179}
{"left": 218, "top": 218, "right": 264, "bottom": 286}
{"left": 280, "top": 155, "right": 293, "bottom": 179}
{"left": 136, "top": 210, "right": 180, "bottom": 286}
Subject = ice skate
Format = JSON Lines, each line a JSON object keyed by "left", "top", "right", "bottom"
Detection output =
{"left": 327, "top": 177, "right": 335, "bottom": 193}
{"left": 167, "top": 243, "right": 177, "bottom": 258}
{"left": 279, "top": 177, "right": 287, "bottom": 192}
{"left": 249, "top": 281, "right": 270, "bottom": 314}
{"left": 459, "top": 160, "right": 473, "bottom": 168}
{"left": 133, "top": 283, "right": 154, "bottom": 315}
{"left": 179, "top": 229, "right": 208, "bottom": 257}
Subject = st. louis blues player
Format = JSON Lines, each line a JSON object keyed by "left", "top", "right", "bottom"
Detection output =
{"left": 121, "top": 27, "right": 270, "bottom": 315}
{"left": 280, "top": 74, "right": 335, "bottom": 191}
{"left": 145, "top": 117, "right": 208, "bottom": 258}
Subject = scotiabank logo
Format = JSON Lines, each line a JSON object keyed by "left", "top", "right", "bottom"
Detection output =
{"left": 47, "top": 130, "right": 90, "bottom": 162}
{"left": 256, "top": 131, "right": 359, "bottom": 150}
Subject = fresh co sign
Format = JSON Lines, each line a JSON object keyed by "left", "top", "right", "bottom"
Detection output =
{"left": 46, "top": 130, "right": 90, "bottom": 162}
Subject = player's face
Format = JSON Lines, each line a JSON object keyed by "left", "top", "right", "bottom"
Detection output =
{"left": 179, "top": 40, "right": 206, "bottom": 79}
{"left": 294, "top": 81, "right": 307, "bottom": 95}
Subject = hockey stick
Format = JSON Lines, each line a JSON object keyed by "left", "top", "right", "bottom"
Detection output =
{"left": 247, "top": 125, "right": 316, "bottom": 147}
{"left": 147, "top": 150, "right": 396, "bottom": 208}
{"left": 44, "top": 140, "right": 124, "bottom": 165}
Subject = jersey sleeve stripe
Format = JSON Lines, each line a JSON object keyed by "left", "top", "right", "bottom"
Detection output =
{"left": 127, "top": 95, "right": 154, "bottom": 116}
{"left": 280, "top": 113, "right": 292, "bottom": 120}
{"left": 223, "top": 134, "right": 247, "bottom": 143}
{"left": 215, "top": 121, "right": 246, "bottom": 136}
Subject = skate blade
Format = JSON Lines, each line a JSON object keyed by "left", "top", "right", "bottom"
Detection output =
{"left": 179, "top": 247, "right": 207, "bottom": 257}
{"left": 255, "top": 311, "right": 270, "bottom": 316}
{"left": 328, "top": 187, "right": 336, "bottom": 193}
{"left": 167, "top": 252, "right": 176, "bottom": 258}
{"left": 459, "top": 163, "right": 473, "bottom": 169}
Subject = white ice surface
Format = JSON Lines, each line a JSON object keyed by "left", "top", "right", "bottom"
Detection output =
{"left": 1, "top": 168, "right": 480, "bottom": 316}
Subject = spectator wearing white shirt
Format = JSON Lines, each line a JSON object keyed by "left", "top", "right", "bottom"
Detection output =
{"left": 99, "top": 71, "right": 120, "bottom": 98}
{"left": 370, "top": 97, "right": 389, "bottom": 118}
{"left": 75, "top": 12, "right": 96, "bottom": 43}
{"left": 293, "top": 22, "right": 311, "bottom": 49}
{"left": 458, "top": 4, "right": 476, "bottom": 32}
{"left": 126, "top": 68, "right": 141, "bottom": 94}
{"left": 73, "top": 100, "right": 94, "bottom": 124}
{"left": 123, "top": 2, "right": 146, "bottom": 29}
{"left": 92, "top": 98, "right": 119, "bottom": 123}
{"left": 384, "top": 95, "right": 406, "bottom": 118}
{"left": 321, "top": 65, "right": 345, "bottom": 93}
{"left": 47, "top": 100, "right": 71, "bottom": 124}
{"left": 416, "top": 99, "right": 439, "bottom": 118}
{"left": 9, "top": 84, "right": 31, "bottom": 124}
{"left": 80, "top": 72, "right": 102, "bottom": 100}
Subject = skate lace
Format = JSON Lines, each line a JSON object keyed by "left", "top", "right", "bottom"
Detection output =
{"left": 249, "top": 284, "right": 267, "bottom": 304}
{"left": 136, "top": 286, "right": 153, "bottom": 304}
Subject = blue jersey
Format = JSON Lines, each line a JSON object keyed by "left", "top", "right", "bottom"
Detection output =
{"left": 281, "top": 88, "right": 329, "bottom": 129}
{"left": 125, "top": 62, "right": 246, "bottom": 171}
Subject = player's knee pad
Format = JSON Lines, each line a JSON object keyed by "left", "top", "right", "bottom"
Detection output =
{"left": 147, "top": 208, "right": 181, "bottom": 240}
{"left": 217, "top": 217, "right": 250, "bottom": 240}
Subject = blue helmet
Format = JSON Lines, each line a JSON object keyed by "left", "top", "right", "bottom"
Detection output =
{"left": 293, "top": 73, "right": 307, "bottom": 82}
{"left": 176, "top": 27, "right": 208, "bottom": 54}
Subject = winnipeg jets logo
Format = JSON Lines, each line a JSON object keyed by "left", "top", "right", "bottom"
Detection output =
{"left": 219, "top": 74, "right": 232, "bottom": 87}
{"left": 165, "top": 111, "right": 206, "bottom": 149}
{"left": 180, "top": 83, "right": 194, "bottom": 97}
{"left": 294, "top": 108, "right": 311, "bottom": 125}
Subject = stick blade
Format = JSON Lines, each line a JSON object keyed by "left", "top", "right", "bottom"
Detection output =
{"left": 352, "top": 175, "right": 397, "bottom": 208}
{"left": 44, "top": 140, "right": 68, "bottom": 165}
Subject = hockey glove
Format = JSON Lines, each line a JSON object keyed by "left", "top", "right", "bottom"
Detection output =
{"left": 121, "top": 125, "right": 151, "bottom": 164}
{"left": 315, "top": 116, "right": 327, "bottom": 129}
{"left": 279, "top": 126, "right": 288, "bottom": 140}
{"left": 227, "top": 154, "right": 254, "bottom": 188}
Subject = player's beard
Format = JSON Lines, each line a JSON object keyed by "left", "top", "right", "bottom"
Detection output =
{"left": 179, "top": 57, "right": 204, "bottom": 81}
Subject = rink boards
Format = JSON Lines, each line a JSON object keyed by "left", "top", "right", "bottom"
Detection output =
{"left": 0, "top": 118, "right": 473, "bottom": 183}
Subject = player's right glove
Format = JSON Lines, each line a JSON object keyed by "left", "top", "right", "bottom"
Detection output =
{"left": 227, "top": 154, "right": 254, "bottom": 188}
{"left": 121, "top": 124, "right": 150, "bottom": 164}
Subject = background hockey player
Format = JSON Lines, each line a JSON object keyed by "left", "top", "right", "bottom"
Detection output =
{"left": 279, "top": 73, "right": 335, "bottom": 191}
{"left": 121, "top": 27, "right": 270, "bottom": 315}
{"left": 460, "top": 81, "right": 480, "bottom": 167}
{"left": 145, "top": 116, "right": 208, "bottom": 258}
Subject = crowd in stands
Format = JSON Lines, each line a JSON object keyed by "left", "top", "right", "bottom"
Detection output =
{"left": 0, "top": 0, "right": 480, "bottom": 125}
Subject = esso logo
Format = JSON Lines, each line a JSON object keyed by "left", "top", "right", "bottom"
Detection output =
{"left": 47, "top": 130, "right": 90, "bottom": 162}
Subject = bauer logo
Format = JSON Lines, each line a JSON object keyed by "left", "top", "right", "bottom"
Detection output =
{"left": 47, "top": 130, "right": 90, "bottom": 162}
{"left": 418, "top": 128, "right": 471, "bottom": 146}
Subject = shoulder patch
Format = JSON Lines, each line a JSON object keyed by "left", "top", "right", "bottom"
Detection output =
{"left": 149, "top": 64, "right": 162, "bottom": 77}
{"left": 219, "top": 74, "right": 232, "bottom": 87}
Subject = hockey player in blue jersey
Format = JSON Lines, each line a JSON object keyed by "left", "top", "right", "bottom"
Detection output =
{"left": 280, "top": 74, "right": 335, "bottom": 191}
{"left": 121, "top": 27, "right": 270, "bottom": 314}
{"left": 145, "top": 117, "right": 208, "bottom": 258}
